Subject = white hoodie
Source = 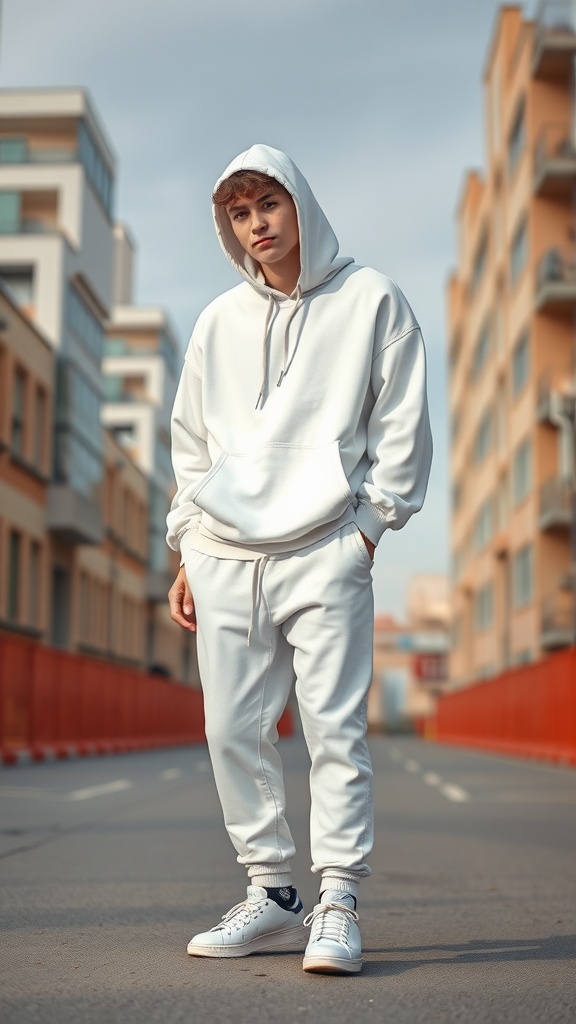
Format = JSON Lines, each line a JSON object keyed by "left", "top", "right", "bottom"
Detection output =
{"left": 167, "top": 144, "right": 432, "bottom": 559}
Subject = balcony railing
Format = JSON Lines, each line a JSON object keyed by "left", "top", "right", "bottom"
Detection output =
{"left": 537, "top": 368, "right": 575, "bottom": 421}
{"left": 534, "top": 123, "right": 576, "bottom": 196}
{"left": 534, "top": 1, "right": 576, "bottom": 79}
{"left": 535, "top": 247, "right": 576, "bottom": 312}
{"left": 0, "top": 148, "right": 76, "bottom": 166}
{"left": 541, "top": 593, "right": 574, "bottom": 649}
{"left": 539, "top": 476, "right": 573, "bottom": 530}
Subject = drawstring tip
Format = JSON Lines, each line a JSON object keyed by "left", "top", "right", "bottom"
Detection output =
{"left": 255, "top": 391, "right": 263, "bottom": 410}
{"left": 277, "top": 371, "right": 284, "bottom": 387}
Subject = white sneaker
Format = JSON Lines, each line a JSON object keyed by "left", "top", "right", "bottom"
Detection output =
{"left": 187, "top": 886, "right": 306, "bottom": 958}
{"left": 303, "top": 890, "right": 362, "bottom": 974}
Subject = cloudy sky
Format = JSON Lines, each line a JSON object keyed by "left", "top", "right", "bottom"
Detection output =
{"left": 0, "top": 0, "right": 535, "bottom": 614}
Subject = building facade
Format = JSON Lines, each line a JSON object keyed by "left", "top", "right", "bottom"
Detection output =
{"left": 448, "top": 3, "right": 576, "bottom": 688}
{"left": 0, "top": 88, "right": 197, "bottom": 682}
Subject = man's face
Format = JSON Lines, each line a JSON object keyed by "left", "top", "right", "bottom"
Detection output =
{"left": 225, "top": 183, "right": 300, "bottom": 270}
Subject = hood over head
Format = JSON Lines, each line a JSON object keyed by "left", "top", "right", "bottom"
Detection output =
{"left": 213, "top": 143, "right": 353, "bottom": 297}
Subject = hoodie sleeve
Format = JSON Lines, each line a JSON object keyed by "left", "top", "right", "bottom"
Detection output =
{"left": 354, "top": 301, "right": 433, "bottom": 547}
{"left": 165, "top": 352, "right": 210, "bottom": 555}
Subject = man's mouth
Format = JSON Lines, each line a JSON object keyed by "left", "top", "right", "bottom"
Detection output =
{"left": 253, "top": 237, "right": 275, "bottom": 249}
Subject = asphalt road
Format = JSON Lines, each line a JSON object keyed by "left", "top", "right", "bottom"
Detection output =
{"left": 1, "top": 735, "right": 575, "bottom": 1023}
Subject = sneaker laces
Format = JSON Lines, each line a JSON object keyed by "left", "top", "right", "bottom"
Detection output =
{"left": 210, "top": 897, "right": 264, "bottom": 935}
{"left": 303, "top": 903, "right": 359, "bottom": 945}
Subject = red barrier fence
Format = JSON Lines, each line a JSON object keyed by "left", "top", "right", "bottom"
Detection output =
{"left": 0, "top": 632, "right": 294, "bottom": 764}
{"left": 432, "top": 647, "right": 576, "bottom": 766}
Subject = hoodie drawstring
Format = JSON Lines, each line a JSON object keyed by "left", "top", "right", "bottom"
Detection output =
{"left": 255, "top": 296, "right": 275, "bottom": 410}
{"left": 277, "top": 286, "right": 303, "bottom": 388}
{"left": 247, "top": 555, "right": 270, "bottom": 645}
{"left": 255, "top": 288, "right": 303, "bottom": 409}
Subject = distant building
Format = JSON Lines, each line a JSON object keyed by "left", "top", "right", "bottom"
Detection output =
{"left": 369, "top": 574, "right": 449, "bottom": 730}
{"left": 447, "top": 3, "right": 576, "bottom": 688}
{"left": 0, "top": 88, "right": 197, "bottom": 682}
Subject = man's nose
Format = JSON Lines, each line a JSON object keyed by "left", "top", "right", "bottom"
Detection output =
{"left": 251, "top": 210, "right": 267, "bottom": 232}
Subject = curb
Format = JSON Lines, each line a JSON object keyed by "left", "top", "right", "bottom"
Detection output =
{"left": 1, "top": 736, "right": 206, "bottom": 767}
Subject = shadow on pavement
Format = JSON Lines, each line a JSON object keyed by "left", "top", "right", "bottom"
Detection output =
{"left": 359, "top": 933, "right": 576, "bottom": 976}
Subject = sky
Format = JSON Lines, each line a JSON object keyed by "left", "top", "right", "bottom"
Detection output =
{"left": 0, "top": 0, "right": 537, "bottom": 615}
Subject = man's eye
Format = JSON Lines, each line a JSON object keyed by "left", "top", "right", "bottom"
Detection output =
{"left": 263, "top": 201, "right": 277, "bottom": 209}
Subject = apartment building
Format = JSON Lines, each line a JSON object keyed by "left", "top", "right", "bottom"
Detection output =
{"left": 369, "top": 574, "right": 449, "bottom": 730}
{"left": 102, "top": 226, "right": 195, "bottom": 680}
{"left": 0, "top": 285, "right": 53, "bottom": 636}
{"left": 448, "top": 3, "right": 576, "bottom": 687}
{"left": 0, "top": 88, "right": 196, "bottom": 681}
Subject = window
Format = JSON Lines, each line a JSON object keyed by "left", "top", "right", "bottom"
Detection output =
{"left": 510, "top": 218, "right": 528, "bottom": 286}
{"left": 513, "top": 544, "right": 533, "bottom": 607}
{"left": 0, "top": 191, "right": 21, "bottom": 234}
{"left": 0, "top": 138, "right": 27, "bottom": 163}
{"left": 7, "top": 530, "right": 21, "bottom": 620}
{"left": 66, "top": 284, "right": 104, "bottom": 363}
{"left": 33, "top": 387, "right": 47, "bottom": 471}
{"left": 474, "top": 582, "right": 494, "bottom": 632}
{"left": 11, "top": 367, "right": 26, "bottom": 457}
{"left": 508, "top": 100, "right": 526, "bottom": 175}
{"left": 473, "top": 407, "right": 493, "bottom": 464}
{"left": 77, "top": 120, "right": 114, "bottom": 216}
{"left": 512, "top": 331, "right": 530, "bottom": 396}
{"left": 0, "top": 267, "right": 34, "bottom": 306}
{"left": 471, "top": 231, "right": 488, "bottom": 295}
{"left": 473, "top": 497, "right": 494, "bottom": 553}
{"left": 29, "top": 541, "right": 41, "bottom": 627}
{"left": 512, "top": 438, "right": 531, "bottom": 505}
{"left": 54, "top": 358, "right": 103, "bottom": 500}
{"left": 471, "top": 320, "right": 491, "bottom": 381}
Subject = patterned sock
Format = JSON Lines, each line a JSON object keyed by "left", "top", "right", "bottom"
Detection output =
{"left": 265, "top": 886, "right": 302, "bottom": 912}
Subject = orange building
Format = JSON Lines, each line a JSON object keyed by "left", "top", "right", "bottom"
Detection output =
{"left": 448, "top": 3, "right": 576, "bottom": 688}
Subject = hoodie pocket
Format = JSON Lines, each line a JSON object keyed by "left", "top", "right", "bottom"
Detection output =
{"left": 191, "top": 442, "right": 354, "bottom": 545}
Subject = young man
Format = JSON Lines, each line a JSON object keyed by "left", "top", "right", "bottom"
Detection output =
{"left": 167, "top": 144, "right": 432, "bottom": 974}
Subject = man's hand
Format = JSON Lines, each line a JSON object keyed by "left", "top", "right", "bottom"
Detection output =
{"left": 360, "top": 532, "right": 376, "bottom": 561}
{"left": 168, "top": 565, "right": 197, "bottom": 632}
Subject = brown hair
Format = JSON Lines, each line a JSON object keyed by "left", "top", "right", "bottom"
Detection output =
{"left": 213, "top": 170, "right": 282, "bottom": 208}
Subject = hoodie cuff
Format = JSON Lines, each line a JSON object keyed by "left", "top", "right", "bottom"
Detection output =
{"left": 178, "top": 523, "right": 200, "bottom": 566}
{"left": 354, "top": 500, "right": 390, "bottom": 546}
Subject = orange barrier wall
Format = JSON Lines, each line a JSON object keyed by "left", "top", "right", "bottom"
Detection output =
{"left": 433, "top": 648, "right": 576, "bottom": 766}
{"left": 0, "top": 633, "right": 294, "bottom": 764}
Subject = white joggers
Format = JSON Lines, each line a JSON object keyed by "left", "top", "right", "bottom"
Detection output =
{"left": 184, "top": 522, "right": 375, "bottom": 887}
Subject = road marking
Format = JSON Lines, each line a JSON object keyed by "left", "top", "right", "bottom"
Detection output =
{"left": 440, "top": 783, "right": 469, "bottom": 803}
{"left": 67, "top": 780, "right": 133, "bottom": 801}
{"left": 160, "top": 769, "right": 182, "bottom": 780}
{"left": 196, "top": 760, "right": 210, "bottom": 773}
{"left": 404, "top": 759, "right": 421, "bottom": 773}
{"left": 387, "top": 748, "right": 404, "bottom": 763}
{"left": 423, "top": 772, "right": 442, "bottom": 787}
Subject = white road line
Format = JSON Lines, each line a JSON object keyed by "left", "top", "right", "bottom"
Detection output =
{"left": 67, "top": 780, "right": 133, "bottom": 802}
{"left": 196, "top": 760, "right": 210, "bottom": 773}
{"left": 440, "top": 783, "right": 469, "bottom": 803}
{"left": 423, "top": 772, "right": 442, "bottom": 787}
{"left": 387, "top": 748, "right": 404, "bottom": 763}
{"left": 160, "top": 768, "right": 182, "bottom": 780}
{"left": 404, "top": 759, "right": 421, "bottom": 774}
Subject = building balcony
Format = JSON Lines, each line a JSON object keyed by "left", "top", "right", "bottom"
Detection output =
{"left": 533, "top": 1, "right": 576, "bottom": 80}
{"left": 46, "top": 484, "right": 104, "bottom": 545}
{"left": 537, "top": 369, "right": 575, "bottom": 421}
{"left": 535, "top": 248, "right": 576, "bottom": 313}
{"left": 539, "top": 476, "right": 573, "bottom": 530}
{"left": 541, "top": 595, "right": 574, "bottom": 649}
{"left": 534, "top": 123, "right": 576, "bottom": 197}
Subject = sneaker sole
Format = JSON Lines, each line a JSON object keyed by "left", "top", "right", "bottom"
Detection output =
{"left": 187, "top": 924, "right": 308, "bottom": 958}
{"left": 303, "top": 955, "right": 362, "bottom": 974}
